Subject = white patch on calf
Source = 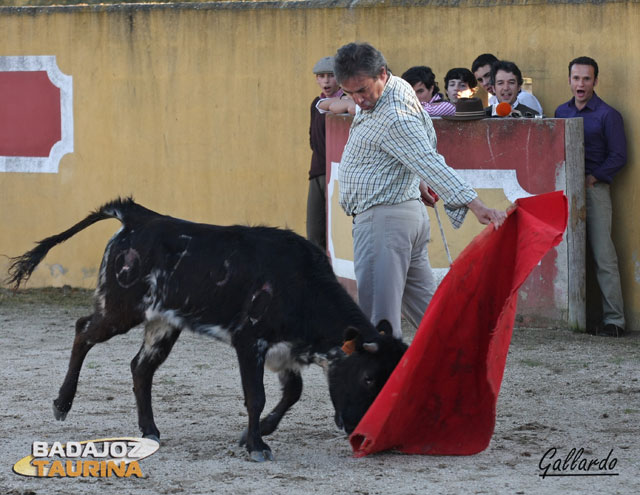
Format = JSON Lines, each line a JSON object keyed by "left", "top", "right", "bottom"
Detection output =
{"left": 144, "top": 269, "right": 169, "bottom": 316}
{"left": 142, "top": 318, "right": 177, "bottom": 358}
{"left": 142, "top": 268, "right": 236, "bottom": 346}
{"left": 265, "top": 342, "right": 301, "bottom": 373}
{"left": 145, "top": 307, "right": 188, "bottom": 332}
{"left": 198, "top": 324, "right": 232, "bottom": 344}
{"left": 95, "top": 229, "right": 122, "bottom": 316}
{"left": 170, "top": 235, "right": 192, "bottom": 275}
{"left": 103, "top": 206, "right": 124, "bottom": 221}
{"left": 143, "top": 270, "right": 160, "bottom": 308}
{"left": 248, "top": 282, "right": 273, "bottom": 325}
{"left": 79, "top": 318, "right": 91, "bottom": 335}
{"left": 95, "top": 288, "right": 107, "bottom": 317}
{"left": 142, "top": 269, "right": 191, "bottom": 351}
{"left": 216, "top": 259, "right": 231, "bottom": 286}
{"left": 312, "top": 353, "right": 332, "bottom": 377}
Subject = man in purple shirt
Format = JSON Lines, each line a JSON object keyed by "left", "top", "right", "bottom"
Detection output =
{"left": 555, "top": 56, "right": 627, "bottom": 337}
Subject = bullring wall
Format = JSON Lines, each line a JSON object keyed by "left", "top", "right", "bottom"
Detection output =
{"left": 1, "top": 1, "right": 638, "bottom": 329}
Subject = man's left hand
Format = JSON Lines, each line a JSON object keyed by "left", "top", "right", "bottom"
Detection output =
{"left": 468, "top": 198, "right": 507, "bottom": 229}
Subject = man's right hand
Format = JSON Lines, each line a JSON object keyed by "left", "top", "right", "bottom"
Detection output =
{"left": 419, "top": 180, "right": 437, "bottom": 207}
{"left": 586, "top": 174, "right": 598, "bottom": 188}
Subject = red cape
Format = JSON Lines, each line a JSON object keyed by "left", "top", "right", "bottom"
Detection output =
{"left": 350, "top": 191, "right": 568, "bottom": 457}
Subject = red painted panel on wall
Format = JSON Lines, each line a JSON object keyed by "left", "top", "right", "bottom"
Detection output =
{"left": 434, "top": 119, "right": 566, "bottom": 194}
{"left": 0, "top": 71, "right": 61, "bottom": 157}
{"left": 326, "top": 114, "right": 574, "bottom": 327}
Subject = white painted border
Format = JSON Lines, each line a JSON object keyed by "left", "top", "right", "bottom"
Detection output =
{"left": 327, "top": 167, "right": 533, "bottom": 281}
{"left": 0, "top": 56, "right": 74, "bottom": 173}
{"left": 455, "top": 169, "right": 532, "bottom": 203}
{"left": 327, "top": 161, "right": 356, "bottom": 280}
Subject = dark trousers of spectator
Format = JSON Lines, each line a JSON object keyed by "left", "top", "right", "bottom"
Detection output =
{"left": 306, "top": 175, "right": 326, "bottom": 251}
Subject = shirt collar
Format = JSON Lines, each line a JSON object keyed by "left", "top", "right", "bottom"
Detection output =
{"left": 321, "top": 88, "right": 344, "bottom": 99}
{"left": 569, "top": 91, "right": 601, "bottom": 112}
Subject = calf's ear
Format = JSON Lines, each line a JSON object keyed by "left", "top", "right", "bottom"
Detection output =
{"left": 343, "top": 326, "right": 360, "bottom": 342}
{"left": 344, "top": 326, "right": 380, "bottom": 354}
{"left": 375, "top": 319, "right": 393, "bottom": 336}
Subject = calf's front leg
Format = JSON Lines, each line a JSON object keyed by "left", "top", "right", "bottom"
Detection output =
{"left": 239, "top": 369, "right": 303, "bottom": 445}
{"left": 235, "top": 338, "right": 272, "bottom": 462}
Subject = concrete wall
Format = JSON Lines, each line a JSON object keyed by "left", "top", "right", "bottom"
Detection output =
{"left": 1, "top": 1, "right": 638, "bottom": 329}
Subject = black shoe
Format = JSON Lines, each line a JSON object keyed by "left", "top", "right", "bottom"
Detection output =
{"left": 598, "top": 324, "right": 625, "bottom": 337}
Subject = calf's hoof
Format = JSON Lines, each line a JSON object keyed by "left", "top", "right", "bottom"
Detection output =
{"left": 52, "top": 401, "right": 68, "bottom": 421}
{"left": 250, "top": 449, "right": 274, "bottom": 462}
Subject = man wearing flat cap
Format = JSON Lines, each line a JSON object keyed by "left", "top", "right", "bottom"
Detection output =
{"left": 306, "top": 56, "right": 342, "bottom": 251}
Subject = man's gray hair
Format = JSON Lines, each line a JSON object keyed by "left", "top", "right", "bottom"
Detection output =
{"left": 333, "top": 42, "right": 387, "bottom": 84}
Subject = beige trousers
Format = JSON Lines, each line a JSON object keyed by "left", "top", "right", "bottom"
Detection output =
{"left": 352, "top": 200, "right": 436, "bottom": 338}
{"left": 586, "top": 183, "right": 625, "bottom": 328}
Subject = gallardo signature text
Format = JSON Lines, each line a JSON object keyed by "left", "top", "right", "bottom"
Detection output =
{"left": 539, "top": 447, "right": 618, "bottom": 478}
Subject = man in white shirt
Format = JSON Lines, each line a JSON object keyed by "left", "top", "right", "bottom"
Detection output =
{"left": 487, "top": 60, "right": 541, "bottom": 117}
{"left": 472, "top": 54, "right": 543, "bottom": 116}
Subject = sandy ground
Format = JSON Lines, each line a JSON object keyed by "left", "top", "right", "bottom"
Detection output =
{"left": 1, "top": 289, "right": 639, "bottom": 495}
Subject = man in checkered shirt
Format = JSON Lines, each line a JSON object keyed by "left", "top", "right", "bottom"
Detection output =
{"left": 334, "top": 42, "right": 507, "bottom": 338}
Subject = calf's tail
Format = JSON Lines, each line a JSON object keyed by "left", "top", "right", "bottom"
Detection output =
{"left": 6, "top": 197, "right": 149, "bottom": 289}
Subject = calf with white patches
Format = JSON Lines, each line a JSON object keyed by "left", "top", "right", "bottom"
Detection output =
{"left": 6, "top": 198, "right": 406, "bottom": 462}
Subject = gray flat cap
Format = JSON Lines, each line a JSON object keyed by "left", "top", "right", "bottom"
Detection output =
{"left": 313, "top": 56, "right": 335, "bottom": 74}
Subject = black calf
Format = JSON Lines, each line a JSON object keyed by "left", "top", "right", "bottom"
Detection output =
{"left": 7, "top": 198, "right": 405, "bottom": 461}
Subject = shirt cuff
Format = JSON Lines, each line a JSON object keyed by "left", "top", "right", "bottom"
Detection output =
{"left": 315, "top": 98, "right": 332, "bottom": 114}
{"left": 443, "top": 190, "right": 478, "bottom": 229}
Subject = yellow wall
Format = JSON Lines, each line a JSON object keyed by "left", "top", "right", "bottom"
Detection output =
{"left": 1, "top": 1, "right": 639, "bottom": 328}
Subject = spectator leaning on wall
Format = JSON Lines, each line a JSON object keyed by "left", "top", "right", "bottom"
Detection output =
{"left": 443, "top": 67, "right": 477, "bottom": 103}
{"left": 401, "top": 65, "right": 456, "bottom": 117}
{"left": 486, "top": 60, "right": 541, "bottom": 118}
{"left": 472, "top": 53, "right": 543, "bottom": 115}
{"left": 306, "top": 56, "right": 342, "bottom": 251}
{"left": 472, "top": 53, "right": 499, "bottom": 104}
{"left": 555, "top": 56, "right": 627, "bottom": 337}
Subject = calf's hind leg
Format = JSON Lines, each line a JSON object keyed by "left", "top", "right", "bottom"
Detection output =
{"left": 54, "top": 313, "right": 138, "bottom": 420}
{"left": 131, "top": 320, "right": 181, "bottom": 442}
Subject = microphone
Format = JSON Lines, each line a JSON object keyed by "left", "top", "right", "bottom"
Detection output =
{"left": 496, "top": 102, "right": 512, "bottom": 117}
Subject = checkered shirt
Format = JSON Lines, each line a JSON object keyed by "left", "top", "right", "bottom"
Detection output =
{"left": 338, "top": 75, "right": 477, "bottom": 228}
